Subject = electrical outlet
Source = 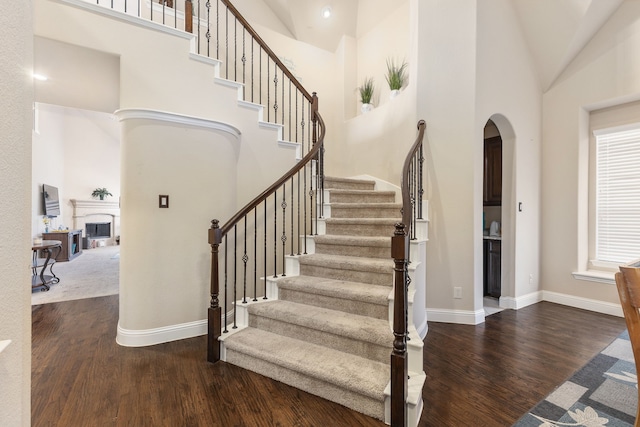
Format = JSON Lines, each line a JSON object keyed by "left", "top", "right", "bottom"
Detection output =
{"left": 453, "top": 287, "right": 462, "bottom": 299}
{"left": 529, "top": 273, "right": 533, "bottom": 284}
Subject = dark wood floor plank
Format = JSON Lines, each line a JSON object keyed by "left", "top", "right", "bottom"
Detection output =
{"left": 32, "top": 297, "right": 626, "bottom": 426}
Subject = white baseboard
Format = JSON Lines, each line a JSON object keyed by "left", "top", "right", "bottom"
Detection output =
{"left": 499, "top": 291, "right": 542, "bottom": 310}
{"left": 426, "top": 308, "right": 485, "bottom": 325}
{"left": 542, "top": 290, "right": 622, "bottom": 317}
{"left": 116, "top": 319, "right": 207, "bottom": 347}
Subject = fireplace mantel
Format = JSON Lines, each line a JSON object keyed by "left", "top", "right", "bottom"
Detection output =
{"left": 71, "top": 199, "right": 120, "bottom": 210}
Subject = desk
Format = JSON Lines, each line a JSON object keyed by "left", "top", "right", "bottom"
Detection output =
{"left": 32, "top": 240, "right": 61, "bottom": 291}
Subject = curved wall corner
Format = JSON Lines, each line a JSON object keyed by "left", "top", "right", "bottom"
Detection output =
{"left": 115, "top": 108, "right": 240, "bottom": 346}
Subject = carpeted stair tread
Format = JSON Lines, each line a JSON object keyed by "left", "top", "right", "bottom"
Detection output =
{"left": 325, "top": 218, "right": 399, "bottom": 225}
{"left": 327, "top": 189, "right": 396, "bottom": 204}
{"left": 248, "top": 300, "right": 393, "bottom": 347}
{"left": 324, "top": 176, "right": 376, "bottom": 191}
{"left": 329, "top": 203, "right": 402, "bottom": 219}
{"left": 299, "top": 253, "right": 393, "bottom": 274}
{"left": 223, "top": 327, "right": 389, "bottom": 400}
{"left": 314, "top": 235, "right": 390, "bottom": 248}
{"left": 277, "top": 275, "right": 390, "bottom": 305}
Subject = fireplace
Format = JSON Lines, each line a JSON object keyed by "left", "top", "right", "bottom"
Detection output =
{"left": 71, "top": 199, "right": 120, "bottom": 246}
{"left": 86, "top": 222, "right": 112, "bottom": 239}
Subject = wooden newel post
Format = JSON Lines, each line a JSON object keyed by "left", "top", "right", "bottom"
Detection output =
{"left": 391, "top": 222, "right": 408, "bottom": 426}
{"left": 208, "top": 219, "right": 222, "bottom": 363}
{"left": 184, "top": 0, "right": 193, "bottom": 33}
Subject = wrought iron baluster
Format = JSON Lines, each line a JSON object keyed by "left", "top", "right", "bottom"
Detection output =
{"left": 281, "top": 182, "right": 287, "bottom": 276}
{"left": 206, "top": 0, "right": 212, "bottom": 57}
{"left": 301, "top": 100, "right": 305, "bottom": 156}
{"left": 309, "top": 167, "right": 315, "bottom": 236}
{"left": 234, "top": 16, "right": 237, "bottom": 81}
{"left": 259, "top": 48, "right": 262, "bottom": 105}
{"left": 196, "top": 0, "right": 200, "bottom": 54}
{"left": 288, "top": 82, "right": 292, "bottom": 141}
{"left": 242, "top": 216, "right": 248, "bottom": 303}
{"left": 303, "top": 163, "right": 307, "bottom": 254}
{"left": 418, "top": 145, "right": 424, "bottom": 219}
{"left": 223, "top": 234, "right": 228, "bottom": 333}
{"left": 273, "top": 191, "right": 277, "bottom": 278}
{"left": 241, "top": 28, "right": 246, "bottom": 97}
{"left": 263, "top": 201, "right": 267, "bottom": 299}
{"left": 250, "top": 38, "right": 254, "bottom": 103}
{"left": 253, "top": 206, "right": 257, "bottom": 301}
{"left": 290, "top": 176, "right": 294, "bottom": 256}
{"left": 273, "top": 65, "right": 278, "bottom": 123}
{"left": 297, "top": 170, "right": 301, "bottom": 255}
{"left": 232, "top": 224, "right": 237, "bottom": 329}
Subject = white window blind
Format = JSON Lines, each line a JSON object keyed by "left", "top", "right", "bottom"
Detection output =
{"left": 595, "top": 123, "right": 640, "bottom": 264}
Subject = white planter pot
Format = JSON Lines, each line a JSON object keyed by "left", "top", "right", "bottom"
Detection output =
{"left": 361, "top": 103, "right": 373, "bottom": 114}
{"left": 390, "top": 89, "right": 400, "bottom": 99}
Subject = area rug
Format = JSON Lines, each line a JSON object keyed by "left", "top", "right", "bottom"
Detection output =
{"left": 31, "top": 245, "right": 119, "bottom": 305}
{"left": 514, "top": 330, "right": 637, "bottom": 426}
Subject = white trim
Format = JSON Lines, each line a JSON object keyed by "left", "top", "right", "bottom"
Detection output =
{"left": 113, "top": 108, "right": 241, "bottom": 139}
{"left": 189, "top": 53, "right": 222, "bottom": 70}
{"left": 59, "top": 0, "right": 195, "bottom": 40}
{"left": 0, "top": 340, "right": 11, "bottom": 354}
{"left": 426, "top": 308, "right": 485, "bottom": 325}
{"left": 572, "top": 270, "right": 615, "bottom": 285}
{"left": 542, "top": 290, "right": 622, "bottom": 317}
{"left": 499, "top": 291, "right": 542, "bottom": 310}
{"left": 116, "top": 319, "right": 207, "bottom": 347}
{"left": 593, "top": 122, "right": 640, "bottom": 136}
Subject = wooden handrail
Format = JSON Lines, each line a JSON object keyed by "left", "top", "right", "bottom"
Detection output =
{"left": 401, "top": 120, "right": 426, "bottom": 227}
{"left": 219, "top": 0, "right": 313, "bottom": 102}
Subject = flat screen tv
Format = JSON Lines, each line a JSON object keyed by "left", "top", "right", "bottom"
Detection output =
{"left": 42, "top": 184, "right": 61, "bottom": 217}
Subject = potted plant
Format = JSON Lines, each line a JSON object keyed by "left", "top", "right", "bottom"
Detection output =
{"left": 358, "top": 77, "right": 375, "bottom": 113}
{"left": 91, "top": 188, "right": 113, "bottom": 200}
{"left": 385, "top": 58, "right": 408, "bottom": 98}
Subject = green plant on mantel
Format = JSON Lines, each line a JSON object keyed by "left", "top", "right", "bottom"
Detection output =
{"left": 385, "top": 58, "right": 408, "bottom": 91}
{"left": 358, "top": 77, "right": 375, "bottom": 104}
{"left": 91, "top": 188, "right": 113, "bottom": 200}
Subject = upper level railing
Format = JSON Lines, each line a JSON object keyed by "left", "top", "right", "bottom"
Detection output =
{"left": 391, "top": 120, "right": 426, "bottom": 426}
{"left": 92, "top": 0, "right": 312, "bottom": 148}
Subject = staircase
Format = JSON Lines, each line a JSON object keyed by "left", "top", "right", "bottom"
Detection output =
{"left": 220, "top": 176, "right": 426, "bottom": 423}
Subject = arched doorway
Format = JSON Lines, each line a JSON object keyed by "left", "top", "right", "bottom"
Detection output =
{"left": 482, "top": 115, "right": 515, "bottom": 316}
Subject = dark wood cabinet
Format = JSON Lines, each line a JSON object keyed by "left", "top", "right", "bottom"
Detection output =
{"left": 42, "top": 229, "right": 83, "bottom": 262}
{"left": 483, "top": 136, "right": 502, "bottom": 206}
{"left": 484, "top": 239, "right": 501, "bottom": 298}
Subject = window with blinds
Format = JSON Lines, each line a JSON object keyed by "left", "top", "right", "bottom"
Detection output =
{"left": 594, "top": 123, "right": 640, "bottom": 264}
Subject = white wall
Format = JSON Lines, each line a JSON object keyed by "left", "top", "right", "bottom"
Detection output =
{"left": 476, "top": 0, "right": 542, "bottom": 310}
{"left": 414, "top": 0, "right": 479, "bottom": 320}
{"left": 0, "top": 0, "right": 33, "bottom": 425}
{"left": 35, "top": 0, "right": 302, "bottom": 338}
{"left": 32, "top": 103, "right": 120, "bottom": 237}
{"left": 542, "top": 1, "right": 640, "bottom": 307}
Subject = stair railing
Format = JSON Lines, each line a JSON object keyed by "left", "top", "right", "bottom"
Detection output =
{"left": 90, "top": 0, "right": 312, "bottom": 148}
{"left": 391, "top": 120, "right": 426, "bottom": 426}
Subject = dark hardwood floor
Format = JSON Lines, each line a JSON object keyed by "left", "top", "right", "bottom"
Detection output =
{"left": 32, "top": 296, "right": 626, "bottom": 426}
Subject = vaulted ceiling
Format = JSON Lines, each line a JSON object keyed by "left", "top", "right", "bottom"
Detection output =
{"left": 263, "top": 0, "right": 625, "bottom": 91}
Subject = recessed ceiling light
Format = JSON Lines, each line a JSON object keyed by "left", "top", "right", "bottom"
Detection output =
{"left": 33, "top": 73, "right": 48, "bottom": 81}
{"left": 321, "top": 6, "right": 331, "bottom": 19}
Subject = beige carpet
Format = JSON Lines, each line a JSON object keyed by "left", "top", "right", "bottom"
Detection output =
{"left": 31, "top": 245, "right": 120, "bottom": 305}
